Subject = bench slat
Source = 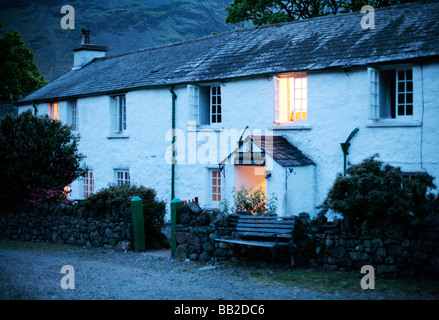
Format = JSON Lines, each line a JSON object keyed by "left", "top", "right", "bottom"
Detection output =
{"left": 237, "top": 223, "right": 294, "bottom": 229}
{"left": 216, "top": 239, "right": 291, "bottom": 248}
{"left": 235, "top": 231, "right": 292, "bottom": 238}
{"left": 236, "top": 227, "right": 293, "bottom": 234}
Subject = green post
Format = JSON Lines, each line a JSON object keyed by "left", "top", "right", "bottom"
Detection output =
{"left": 170, "top": 198, "right": 183, "bottom": 257}
{"left": 131, "top": 196, "right": 145, "bottom": 252}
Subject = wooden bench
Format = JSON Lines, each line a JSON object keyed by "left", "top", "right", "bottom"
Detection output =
{"left": 213, "top": 215, "right": 295, "bottom": 264}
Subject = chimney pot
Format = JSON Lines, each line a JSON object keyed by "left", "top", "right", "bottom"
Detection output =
{"left": 73, "top": 29, "right": 107, "bottom": 69}
{"left": 81, "top": 29, "right": 91, "bottom": 45}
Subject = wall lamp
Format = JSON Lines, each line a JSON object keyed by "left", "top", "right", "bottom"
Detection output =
{"left": 264, "top": 170, "right": 272, "bottom": 179}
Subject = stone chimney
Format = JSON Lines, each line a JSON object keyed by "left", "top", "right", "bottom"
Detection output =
{"left": 72, "top": 29, "right": 107, "bottom": 69}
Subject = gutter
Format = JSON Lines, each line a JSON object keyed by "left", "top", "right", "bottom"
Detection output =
{"left": 169, "top": 86, "right": 177, "bottom": 200}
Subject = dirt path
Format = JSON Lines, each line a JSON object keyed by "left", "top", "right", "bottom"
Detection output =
{"left": 0, "top": 245, "right": 435, "bottom": 300}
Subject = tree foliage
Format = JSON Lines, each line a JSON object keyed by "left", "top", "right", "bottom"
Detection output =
{"left": 0, "top": 21, "right": 46, "bottom": 102}
{"left": 318, "top": 156, "right": 436, "bottom": 225}
{"left": 0, "top": 110, "right": 87, "bottom": 211}
{"left": 225, "top": 0, "right": 424, "bottom": 26}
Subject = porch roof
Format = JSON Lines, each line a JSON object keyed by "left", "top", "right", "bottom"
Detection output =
{"left": 251, "top": 136, "right": 315, "bottom": 167}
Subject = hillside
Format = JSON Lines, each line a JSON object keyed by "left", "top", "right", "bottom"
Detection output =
{"left": 0, "top": 0, "right": 233, "bottom": 81}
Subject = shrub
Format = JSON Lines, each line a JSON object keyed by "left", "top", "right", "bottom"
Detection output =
{"left": 318, "top": 155, "right": 436, "bottom": 226}
{"left": 82, "top": 184, "right": 167, "bottom": 249}
{"left": 29, "top": 187, "right": 70, "bottom": 206}
{"left": 234, "top": 185, "right": 278, "bottom": 216}
{"left": 0, "top": 110, "right": 86, "bottom": 211}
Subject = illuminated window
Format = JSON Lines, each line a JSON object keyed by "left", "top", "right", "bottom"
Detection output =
{"left": 274, "top": 73, "right": 307, "bottom": 123}
{"left": 211, "top": 170, "right": 222, "bottom": 202}
{"left": 368, "top": 67, "right": 413, "bottom": 120}
{"left": 111, "top": 95, "right": 127, "bottom": 133}
{"left": 83, "top": 170, "right": 94, "bottom": 198}
{"left": 48, "top": 102, "right": 59, "bottom": 120}
{"left": 115, "top": 169, "right": 130, "bottom": 186}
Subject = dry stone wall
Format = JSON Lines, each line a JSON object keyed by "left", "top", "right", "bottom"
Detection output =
{"left": 174, "top": 203, "right": 439, "bottom": 279}
{"left": 0, "top": 203, "right": 134, "bottom": 250}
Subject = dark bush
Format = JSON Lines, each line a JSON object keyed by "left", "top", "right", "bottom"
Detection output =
{"left": 0, "top": 110, "right": 87, "bottom": 212}
{"left": 319, "top": 155, "right": 436, "bottom": 226}
{"left": 81, "top": 184, "right": 168, "bottom": 249}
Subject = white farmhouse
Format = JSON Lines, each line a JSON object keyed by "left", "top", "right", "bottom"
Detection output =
{"left": 17, "top": 2, "right": 439, "bottom": 218}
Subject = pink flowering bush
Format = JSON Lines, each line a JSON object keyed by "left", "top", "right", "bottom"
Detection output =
{"left": 28, "top": 187, "right": 71, "bottom": 206}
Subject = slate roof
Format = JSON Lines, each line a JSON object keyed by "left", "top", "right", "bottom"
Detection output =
{"left": 251, "top": 136, "right": 315, "bottom": 167}
{"left": 19, "top": 1, "right": 439, "bottom": 104}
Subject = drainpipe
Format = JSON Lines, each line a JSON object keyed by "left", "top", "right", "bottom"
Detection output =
{"left": 32, "top": 101, "right": 37, "bottom": 115}
{"left": 341, "top": 128, "right": 359, "bottom": 176}
{"left": 170, "top": 86, "right": 177, "bottom": 200}
{"left": 285, "top": 168, "right": 294, "bottom": 216}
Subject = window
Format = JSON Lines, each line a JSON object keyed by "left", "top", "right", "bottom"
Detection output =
{"left": 189, "top": 85, "right": 200, "bottom": 123}
{"left": 83, "top": 170, "right": 94, "bottom": 198}
{"left": 211, "top": 85, "right": 221, "bottom": 124}
{"left": 115, "top": 169, "right": 130, "bottom": 186}
{"left": 111, "top": 95, "right": 127, "bottom": 132}
{"left": 274, "top": 73, "right": 307, "bottom": 123}
{"left": 369, "top": 67, "right": 413, "bottom": 120}
{"left": 48, "top": 102, "right": 59, "bottom": 120}
{"left": 67, "top": 100, "right": 78, "bottom": 131}
{"left": 401, "top": 172, "right": 421, "bottom": 180}
{"left": 211, "top": 170, "right": 222, "bottom": 202}
{"left": 188, "top": 85, "right": 221, "bottom": 125}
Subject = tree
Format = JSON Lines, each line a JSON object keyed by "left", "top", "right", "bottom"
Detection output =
{"left": 225, "top": 0, "right": 423, "bottom": 26}
{"left": 0, "top": 111, "right": 87, "bottom": 211}
{"left": 0, "top": 21, "right": 46, "bottom": 102}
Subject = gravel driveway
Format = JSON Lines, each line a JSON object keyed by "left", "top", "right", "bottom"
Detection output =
{"left": 0, "top": 244, "right": 435, "bottom": 300}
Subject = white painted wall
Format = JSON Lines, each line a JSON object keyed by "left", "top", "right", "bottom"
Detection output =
{"left": 18, "top": 61, "right": 439, "bottom": 219}
{"left": 73, "top": 50, "right": 106, "bottom": 69}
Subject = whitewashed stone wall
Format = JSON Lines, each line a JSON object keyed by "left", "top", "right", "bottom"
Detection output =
{"left": 18, "top": 62, "right": 439, "bottom": 219}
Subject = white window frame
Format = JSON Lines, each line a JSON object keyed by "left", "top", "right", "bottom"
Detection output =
{"left": 115, "top": 169, "right": 130, "bottom": 186}
{"left": 210, "top": 169, "right": 222, "bottom": 203}
{"left": 210, "top": 85, "right": 221, "bottom": 124}
{"left": 67, "top": 100, "right": 78, "bottom": 131}
{"left": 368, "top": 66, "right": 413, "bottom": 121}
{"left": 395, "top": 68, "right": 413, "bottom": 121}
{"left": 274, "top": 73, "right": 307, "bottom": 124}
{"left": 187, "top": 84, "right": 221, "bottom": 125}
{"left": 112, "top": 95, "right": 127, "bottom": 133}
{"left": 188, "top": 85, "right": 200, "bottom": 123}
{"left": 83, "top": 170, "right": 94, "bottom": 198}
